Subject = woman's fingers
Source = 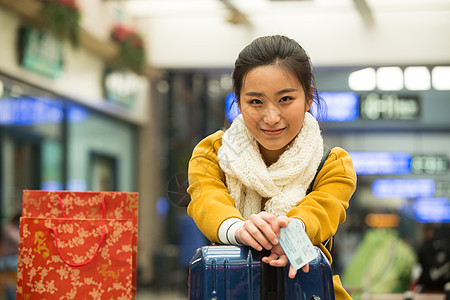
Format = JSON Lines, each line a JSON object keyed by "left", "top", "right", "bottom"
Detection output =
{"left": 263, "top": 244, "right": 288, "bottom": 267}
{"left": 277, "top": 216, "right": 290, "bottom": 229}
{"left": 268, "top": 254, "right": 288, "bottom": 267}
{"left": 301, "top": 263, "right": 310, "bottom": 273}
{"left": 262, "top": 252, "right": 288, "bottom": 267}
{"left": 236, "top": 226, "right": 264, "bottom": 251}
{"left": 264, "top": 257, "right": 309, "bottom": 279}
{"left": 243, "top": 213, "right": 282, "bottom": 249}
{"left": 288, "top": 264, "right": 298, "bottom": 279}
{"left": 243, "top": 221, "right": 272, "bottom": 250}
{"left": 261, "top": 252, "right": 279, "bottom": 264}
{"left": 288, "top": 263, "right": 309, "bottom": 279}
{"left": 250, "top": 213, "right": 279, "bottom": 245}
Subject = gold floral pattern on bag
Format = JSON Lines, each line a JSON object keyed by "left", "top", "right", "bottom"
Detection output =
{"left": 18, "top": 191, "right": 138, "bottom": 299}
{"left": 18, "top": 217, "right": 133, "bottom": 299}
{"left": 33, "top": 230, "right": 50, "bottom": 259}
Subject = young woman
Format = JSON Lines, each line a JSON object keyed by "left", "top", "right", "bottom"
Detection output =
{"left": 187, "top": 35, "right": 357, "bottom": 299}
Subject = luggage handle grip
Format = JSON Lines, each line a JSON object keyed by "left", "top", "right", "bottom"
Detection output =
{"left": 56, "top": 195, "right": 106, "bottom": 219}
{"left": 50, "top": 226, "right": 106, "bottom": 267}
{"left": 261, "top": 249, "right": 285, "bottom": 300}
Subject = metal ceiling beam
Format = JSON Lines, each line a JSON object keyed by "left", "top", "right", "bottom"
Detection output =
{"left": 217, "top": 0, "right": 250, "bottom": 25}
{"left": 353, "top": 0, "right": 375, "bottom": 28}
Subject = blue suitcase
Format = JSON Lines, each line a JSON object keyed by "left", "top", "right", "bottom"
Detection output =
{"left": 189, "top": 245, "right": 335, "bottom": 300}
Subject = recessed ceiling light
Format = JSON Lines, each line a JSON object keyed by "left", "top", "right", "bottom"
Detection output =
{"left": 432, "top": 66, "right": 450, "bottom": 90}
{"left": 348, "top": 67, "right": 376, "bottom": 91}
{"left": 404, "top": 66, "right": 430, "bottom": 90}
{"left": 377, "top": 67, "right": 403, "bottom": 91}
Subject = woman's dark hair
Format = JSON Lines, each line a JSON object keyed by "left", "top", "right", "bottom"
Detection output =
{"left": 232, "top": 35, "right": 323, "bottom": 118}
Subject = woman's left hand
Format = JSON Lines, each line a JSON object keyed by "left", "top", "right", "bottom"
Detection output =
{"left": 262, "top": 243, "right": 309, "bottom": 278}
{"left": 261, "top": 217, "right": 310, "bottom": 278}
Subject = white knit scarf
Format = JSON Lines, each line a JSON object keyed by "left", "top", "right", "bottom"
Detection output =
{"left": 218, "top": 112, "right": 323, "bottom": 219}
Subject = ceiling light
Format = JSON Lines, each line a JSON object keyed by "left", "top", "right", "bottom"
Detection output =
{"left": 432, "top": 66, "right": 450, "bottom": 90}
{"left": 348, "top": 67, "right": 376, "bottom": 91}
{"left": 404, "top": 66, "right": 430, "bottom": 90}
{"left": 126, "top": 0, "right": 224, "bottom": 16}
{"left": 377, "top": 67, "right": 403, "bottom": 91}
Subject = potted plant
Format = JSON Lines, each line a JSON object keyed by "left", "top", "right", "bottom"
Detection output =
{"left": 40, "top": 0, "right": 81, "bottom": 46}
{"left": 111, "top": 24, "right": 146, "bottom": 74}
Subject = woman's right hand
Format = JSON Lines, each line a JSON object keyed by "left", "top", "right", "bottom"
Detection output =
{"left": 235, "top": 212, "right": 286, "bottom": 251}
{"left": 236, "top": 214, "right": 310, "bottom": 276}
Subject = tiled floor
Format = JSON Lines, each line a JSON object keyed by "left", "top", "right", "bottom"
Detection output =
{"left": 136, "top": 290, "right": 187, "bottom": 300}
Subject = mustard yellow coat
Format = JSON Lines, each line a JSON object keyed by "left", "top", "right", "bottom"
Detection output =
{"left": 187, "top": 130, "right": 357, "bottom": 300}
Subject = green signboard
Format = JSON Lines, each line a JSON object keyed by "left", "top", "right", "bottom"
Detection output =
{"left": 19, "top": 26, "right": 63, "bottom": 79}
{"left": 103, "top": 68, "right": 139, "bottom": 109}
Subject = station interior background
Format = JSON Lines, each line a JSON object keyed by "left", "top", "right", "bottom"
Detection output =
{"left": 0, "top": 0, "right": 449, "bottom": 299}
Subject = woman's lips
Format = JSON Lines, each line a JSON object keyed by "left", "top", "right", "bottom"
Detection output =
{"left": 261, "top": 128, "right": 286, "bottom": 136}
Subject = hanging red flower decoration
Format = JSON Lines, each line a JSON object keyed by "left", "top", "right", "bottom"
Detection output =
{"left": 39, "top": 0, "right": 81, "bottom": 46}
{"left": 111, "top": 24, "right": 146, "bottom": 74}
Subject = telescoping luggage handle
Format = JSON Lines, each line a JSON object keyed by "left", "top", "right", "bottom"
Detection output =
{"left": 50, "top": 195, "right": 107, "bottom": 267}
{"left": 261, "top": 250, "right": 284, "bottom": 300}
{"left": 260, "top": 248, "right": 327, "bottom": 300}
{"left": 260, "top": 260, "right": 326, "bottom": 300}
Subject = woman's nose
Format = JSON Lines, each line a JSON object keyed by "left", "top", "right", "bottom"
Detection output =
{"left": 263, "top": 106, "right": 281, "bottom": 125}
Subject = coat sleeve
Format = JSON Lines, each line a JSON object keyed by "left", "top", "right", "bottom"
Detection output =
{"left": 287, "top": 147, "right": 357, "bottom": 247}
{"left": 187, "top": 131, "right": 244, "bottom": 243}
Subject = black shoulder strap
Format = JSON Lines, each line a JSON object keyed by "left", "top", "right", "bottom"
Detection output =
{"left": 306, "top": 146, "right": 331, "bottom": 195}
{"left": 305, "top": 147, "right": 335, "bottom": 255}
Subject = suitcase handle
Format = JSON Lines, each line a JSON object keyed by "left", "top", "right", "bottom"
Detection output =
{"left": 261, "top": 250, "right": 284, "bottom": 300}
{"left": 56, "top": 195, "right": 106, "bottom": 219}
{"left": 49, "top": 226, "right": 106, "bottom": 267}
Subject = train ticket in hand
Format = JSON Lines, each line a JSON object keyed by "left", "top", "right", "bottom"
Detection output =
{"left": 279, "top": 219, "right": 317, "bottom": 270}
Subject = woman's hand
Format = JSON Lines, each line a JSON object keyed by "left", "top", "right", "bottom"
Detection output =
{"left": 235, "top": 212, "right": 281, "bottom": 251}
{"left": 262, "top": 242, "right": 310, "bottom": 278}
{"left": 236, "top": 213, "right": 309, "bottom": 278}
{"left": 235, "top": 214, "right": 291, "bottom": 251}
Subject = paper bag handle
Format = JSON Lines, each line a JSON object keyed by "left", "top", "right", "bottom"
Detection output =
{"left": 50, "top": 226, "right": 106, "bottom": 267}
{"left": 56, "top": 195, "right": 106, "bottom": 219}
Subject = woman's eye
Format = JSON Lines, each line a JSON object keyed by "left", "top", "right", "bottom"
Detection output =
{"left": 250, "top": 99, "right": 262, "bottom": 104}
{"left": 280, "top": 96, "right": 292, "bottom": 102}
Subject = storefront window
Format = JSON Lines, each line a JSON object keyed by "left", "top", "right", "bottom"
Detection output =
{"left": 0, "top": 75, "right": 63, "bottom": 222}
{"left": 0, "top": 74, "right": 137, "bottom": 232}
{"left": 66, "top": 104, "right": 136, "bottom": 192}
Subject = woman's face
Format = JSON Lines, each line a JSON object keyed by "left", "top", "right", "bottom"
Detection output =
{"left": 238, "top": 64, "right": 312, "bottom": 162}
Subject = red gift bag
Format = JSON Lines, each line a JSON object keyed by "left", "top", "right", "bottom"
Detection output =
{"left": 17, "top": 190, "right": 139, "bottom": 298}
{"left": 17, "top": 217, "right": 133, "bottom": 299}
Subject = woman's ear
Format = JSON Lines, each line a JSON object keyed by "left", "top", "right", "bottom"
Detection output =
{"left": 306, "top": 98, "right": 313, "bottom": 112}
{"left": 306, "top": 85, "right": 315, "bottom": 112}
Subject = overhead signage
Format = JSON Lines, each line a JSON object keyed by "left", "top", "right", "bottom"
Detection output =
{"left": 316, "top": 92, "right": 359, "bottom": 122}
{"left": 225, "top": 92, "right": 240, "bottom": 122}
{"left": 226, "top": 91, "right": 360, "bottom": 123}
{"left": 349, "top": 152, "right": 411, "bottom": 175}
{"left": 435, "top": 182, "right": 450, "bottom": 198}
{"left": 0, "top": 97, "right": 63, "bottom": 125}
{"left": 350, "top": 152, "right": 449, "bottom": 175}
{"left": 412, "top": 155, "right": 449, "bottom": 175}
{"left": 372, "top": 178, "right": 435, "bottom": 199}
{"left": 104, "top": 69, "right": 140, "bottom": 109}
{"left": 225, "top": 91, "right": 422, "bottom": 123}
{"left": 18, "top": 26, "right": 63, "bottom": 79}
{"left": 360, "top": 93, "right": 420, "bottom": 121}
{"left": 412, "top": 197, "right": 450, "bottom": 223}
